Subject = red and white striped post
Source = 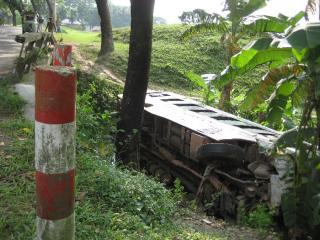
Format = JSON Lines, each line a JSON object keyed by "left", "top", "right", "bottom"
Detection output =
{"left": 53, "top": 44, "right": 72, "bottom": 66}
{"left": 35, "top": 66, "right": 77, "bottom": 240}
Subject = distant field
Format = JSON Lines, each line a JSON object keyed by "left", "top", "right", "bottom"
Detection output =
{"left": 55, "top": 26, "right": 100, "bottom": 44}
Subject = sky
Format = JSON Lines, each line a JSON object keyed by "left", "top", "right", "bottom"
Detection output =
{"left": 110, "top": 0, "right": 318, "bottom": 23}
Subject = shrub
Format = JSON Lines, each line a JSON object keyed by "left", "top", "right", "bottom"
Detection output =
{"left": 241, "top": 204, "right": 274, "bottom": 230}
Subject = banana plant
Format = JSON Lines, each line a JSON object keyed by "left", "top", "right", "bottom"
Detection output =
{"left": 217, "top": 22, "right": 320, "bottom": 234}
{"left": 180, "top": 0, "right": 304, "bottom": 111}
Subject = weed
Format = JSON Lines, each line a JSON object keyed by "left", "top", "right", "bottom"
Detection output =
{"left": 0, "top": 118, "right": 35, "bottom": 240}
{"left": 240, "top": 204, "right": 274, "bottom": 231}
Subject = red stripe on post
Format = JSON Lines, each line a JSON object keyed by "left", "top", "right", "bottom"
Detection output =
{"left": 36, "top": 169, "right": 75, "bottom": 220}
{"left": 35, "top": 67, "right": 76, "bottom": 124}
{"left": 53, "top": 44, "right": 72, "bottom": 66}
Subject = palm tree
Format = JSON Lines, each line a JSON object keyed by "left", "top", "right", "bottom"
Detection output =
{"left": 181, "top": 0, "right": 268, "bottom": 111}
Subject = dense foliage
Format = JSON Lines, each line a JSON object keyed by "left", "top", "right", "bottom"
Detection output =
{"left": 218, "top": 21, "right": 320, "bottom": 237}
{"left": 181, "top": 0, "right": 268, "bottom": 110}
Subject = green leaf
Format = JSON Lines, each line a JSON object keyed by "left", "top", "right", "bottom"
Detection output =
{"left": 267, "top": 95, "right": 289, "bottom": 124}
{"left": 217, "top": 47, "right": 293, "bottom": 88}
{"left": 305, "top": 182, "right": 320, "bottom": 227}
{"left": 244, "top": 16, "right": 291, "bottom": 34}
{"left": 180, "top": 21, "right": 228, "bottom": 41}
{"left": 184, "top": 72, "right": 206, "bottom": 89}
{"left": 267, "top": 106, "right": 283, "bottom": 124}
{"left": 234, "top": 47, "right": 293, "bottom": 73}
{"left": 292, "top": 48, "right": 309, "bottom": 62}
{"left": 231, "top": 38, "right": 273, "bottom": 68}
{"left": 288, "top": 11, "right": 305, "bottom": 26}
{"left": 316, "top": 75, "right": 320, "bottom": 98}
{"left": 287, "top": 22, "right": 320, "bottom": 51}
{"left": 282, "top": 191, "right": 298, "bottom": 227}
{"left": 277, "top": 80, "right": 296, "bottom": 96}
{"left": 275, "top": 127, "right": 316, "bottom": 148}
{"left": 242, "top": 11, "right": 303, "bottom": 36}
{"left": 292, "top": 77, "right": 310, "bottom": 107}
{"left": 214, "top": 66, "right": 237, "bottom": 88}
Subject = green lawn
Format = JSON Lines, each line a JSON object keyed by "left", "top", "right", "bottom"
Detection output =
{"left": 55, "top": 26, "right": 100, "bottom": 44}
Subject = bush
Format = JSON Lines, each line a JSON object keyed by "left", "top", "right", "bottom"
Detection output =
{"left": 77, "top": 152, "right": 179, "bottom": 225}
{"left": 76, "top": 71, "right": 122, "bottom": 152}
{"left": 240, "top": 204, "right": 274, "bottom": 230}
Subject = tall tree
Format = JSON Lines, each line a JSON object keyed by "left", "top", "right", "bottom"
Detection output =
{"left": 181, "top": 0, "right": 267, "bottom": 111}
{"left": 30, "top": 0, "right": 38, "bottom": 13}
{"left": 95, "top": 0, "right": 114, "bottom": 56}
{"left": 45, "top": 0, "right": 55, "bottom": 21}
{"left": 116, "top": 0, "right": 155, "bottom": 166}
{"left": 8, "top": 3, "right": 17, "bottom": 26}
{"left": 3, "top": 0, "right": 24, "bottom": 26}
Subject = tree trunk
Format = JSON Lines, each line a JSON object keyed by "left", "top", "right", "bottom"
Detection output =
{"left": 218, "top": 46, "right": 235, "bottom": 111}
{"left": 218, "top": 82, "right": 233, "bottom": 111}
{"left": 95, "top": 0, "right": 114, "bottom": 56}
{"left": 9, "top": 7, "right": 16, "bottom": 26}
{"left": 45, "top": 0, "right": 54, "bottom": 21}
{"left": 116, "top": 0, "right": 155, "bottom": 167}
{"left": 30, "top": 0, "right": 38, "bottom": 14}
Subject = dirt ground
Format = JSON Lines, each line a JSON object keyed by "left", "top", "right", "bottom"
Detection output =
{"left": 72, "top": 45, "right": 123, "bottom": 84}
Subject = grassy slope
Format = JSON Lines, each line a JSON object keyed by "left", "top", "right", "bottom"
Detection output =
{"left": 56, "top": 27, "right": 100, "bottom": 44}
{"left": 61, "top": 25, "right": 266, "bottom": 97}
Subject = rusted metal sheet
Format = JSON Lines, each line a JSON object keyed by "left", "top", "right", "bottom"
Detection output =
{"left": 144, "top": 91, "right": 280, "bottom": 148}
{"left": 190, "top": 133, "right": 209, "bottom": 160}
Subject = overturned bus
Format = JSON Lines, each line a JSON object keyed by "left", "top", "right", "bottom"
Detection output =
{"left": 139, "top": 91, "right": 289, "bottom": 219}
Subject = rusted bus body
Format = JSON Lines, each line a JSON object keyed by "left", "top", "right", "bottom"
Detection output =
{"left": 139, "top": 91, "right": 286, "bottom": 218}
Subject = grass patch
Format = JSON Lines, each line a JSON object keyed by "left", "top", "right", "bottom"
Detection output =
{"left": 0, "top": 83, "right": 25, "bottom": 116}
{"left": 55, "top": 26, "right": 100, "bottom": 44}
{"left": 0, "top": 118, "right": 35, "bottom": 240}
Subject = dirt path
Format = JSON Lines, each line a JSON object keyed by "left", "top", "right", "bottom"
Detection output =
{"left": 72, "top": 45, "right": 124, "bottom": 85}
{"left": 0, "top": 25, "right": 35, "bottom": 121}
{"left": 0, "top": 26, "right": 21, "bottom": 76}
